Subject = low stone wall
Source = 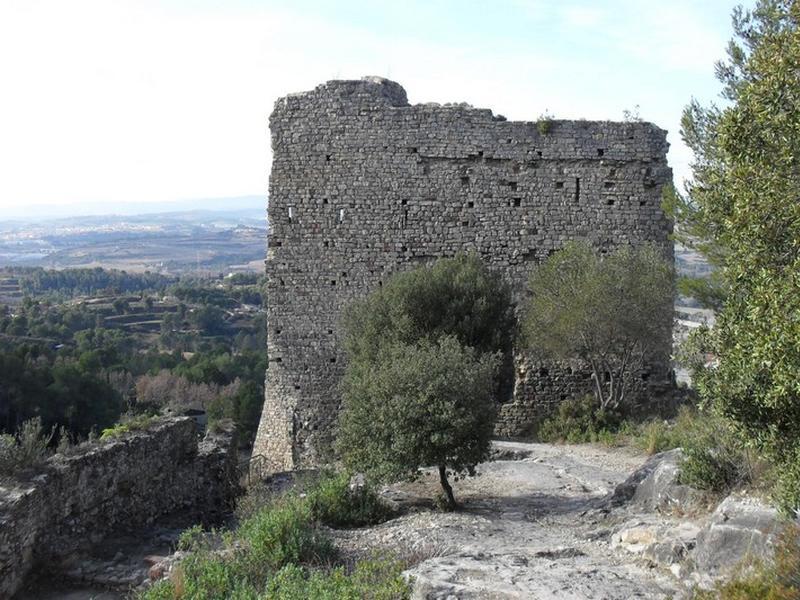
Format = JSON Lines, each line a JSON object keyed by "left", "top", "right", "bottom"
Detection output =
{"left": 495, "top": 354, "right": 672, "bottom": 438}
{"left": 0, "top": 417, "right": 238, "bottom": 599}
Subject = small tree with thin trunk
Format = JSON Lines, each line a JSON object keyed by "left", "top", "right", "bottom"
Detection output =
{"left": 523, "top": 241, "right": 673, "bottom": 412}
{"left": 336, "top": 336, "right": 497, "bottom": 509}
{"left": 336, "top": 253, "right": 513, "bottom": 509}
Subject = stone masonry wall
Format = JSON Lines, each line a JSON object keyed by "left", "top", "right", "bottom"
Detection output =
{"left": 0, "top": 417, "right": 238, "bottom": 598}
{"left": 253, "top": 77, "right": 673, "bottom": 472}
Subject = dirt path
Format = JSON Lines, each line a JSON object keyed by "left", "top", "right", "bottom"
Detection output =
{"left": 332, "top": 442, "right": 686, "bottom": 599}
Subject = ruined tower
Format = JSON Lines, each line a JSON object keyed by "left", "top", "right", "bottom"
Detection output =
{"left": 253, "top": 77, "right": 673, "bottom": 472}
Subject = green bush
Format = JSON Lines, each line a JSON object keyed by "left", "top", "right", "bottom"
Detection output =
{"left": 264, "top": 560, "right": 410, "bottom": 600}
{"left": 772, "top": 445, "right": 800, "bottom": 517}
{"left": 536, "top": 396, "right": 622, "bottom": 444}
{"left": 237, "top": 498, "right": 336, "bottom": 575}
{"left": 0, "top": 418, "right": 54, "bottom": 477}
{"left": 306, "top": 471, "right": 395, "bottom": 528}
{"left": 536, "top": 112, "right": 554, "bottom": 135}
{"left": 631, "top": 419, "right": 676, "bottom": 455}
{"left": 264, "top": 560, "right": 411, "bottom": 600}
{"left": 99, "top": 413, "right": 158, "bottom": 440}
{"left": 175, "top": 551, "right": 244, "bottom": 599}
{"left": 677, "top": 414, "right": 750, "bottom": 494}
{"left": 139, "top": 476, "right": 410, "bottom": 600}
{"left": 177, "top": 524, "right": 206, "bottom": 552}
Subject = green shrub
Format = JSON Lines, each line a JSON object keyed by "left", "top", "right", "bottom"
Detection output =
{"left": 177, "top": 524, "right": 206, "bottom": 552}
{"left": 630, "top": 406, "right": 699, "bottom": 455}
{"left": 176, "top": 551, "right": 244, "bottom": 599}
{"left": 306, "top": 471, "right": 395, "bottom": 528}
{"left": 632, "top": 419, "right": 676, "bottom": 455}
{"left": 264, "top": 560, "right": 410, "bottom": 600}
{"left": 139, "top": 480, "right": 409, "bottom": 600}
{"left": 536, "top": 396, "right": 622, "bottom": 444}
{"left": 772, "top": 445, "right": 800, "bottom": 517}
{"left": 536, "top": 112, "right": 554, "bottom": 135}
{"left": 138, "top": 580, "right": 173, "bottom": 600}
{"left": 677, "top": 414, "right": 750, "bottom": 494}
{"left": 0, "top": 418, "right": 54, "bottom": 477}
{"left": 237, "top": 498, "right": 336, "bottom": 575}
{"left": 99, "top": 413, "right": 158, "bottom": 440}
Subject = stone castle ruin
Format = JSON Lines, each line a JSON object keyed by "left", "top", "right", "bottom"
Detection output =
{"left": 253, "top": 77, "right": 673, "bottom": 473}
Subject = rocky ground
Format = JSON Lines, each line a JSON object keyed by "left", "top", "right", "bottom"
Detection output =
{"left": 16, "top": 441, "right": 785, "bottom": 599}
{"left": 333, "top": 442, "right": 784, "bottom": 599}
{"left": 333, "top": 442, "right": 685, "bottom": 599}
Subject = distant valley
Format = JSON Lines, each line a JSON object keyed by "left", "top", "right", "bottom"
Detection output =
{"left": 0, "top": 196, "right": 266, "bottom": 275}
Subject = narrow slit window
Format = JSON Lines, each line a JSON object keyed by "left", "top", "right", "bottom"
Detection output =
{"left": 574, "top": 177, "right": 581, "bottom": 202}
{"left": 338, "top": 208, "right": 345, "bottom": 223}
{"left": 288, "top": 206, "right": 294, "bottom": 222}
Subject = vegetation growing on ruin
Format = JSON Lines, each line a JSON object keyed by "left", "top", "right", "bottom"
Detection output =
{"left": 535, "top": 111, "right": 554, "bottom": 135}
{"left": 140, "top": 472, "right": 409, "bottom": 599}
{"left": 0, "top": 418, "right": 54, "bottom": 477}
{"left": 99, "top": 413, "right": 161, "bottom": 440}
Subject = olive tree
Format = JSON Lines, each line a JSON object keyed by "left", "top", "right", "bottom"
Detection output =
{"left": 337, "top": 337, "right": 497, "bottom": 509}
{"left": 336, "top": 254, "right": 513, "bottom": 509}
{"left": 668, "top": 1, "right": 800, "bottom": 512}
{"left": 523, "top": 242, "right": 674, "bottom": 412}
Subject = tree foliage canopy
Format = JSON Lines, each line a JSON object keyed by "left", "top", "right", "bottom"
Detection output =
{"left": 674, "top": 1, "right": 800, "bottom": 511}
{"left": 343, "top": 253, "right": 515, "bottom": 363}
{"left": 337, "top": 337, "right": 497, "bottom": 504}
{"left": 338, "top": 254, "right": 512, "bottom": 508}
{"left": 523, "top": 241, "right": 674, "bottom": 411}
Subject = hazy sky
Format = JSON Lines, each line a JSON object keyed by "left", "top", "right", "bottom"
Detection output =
{"left": 0, "top": 0, "right": 747, "bottom": 212}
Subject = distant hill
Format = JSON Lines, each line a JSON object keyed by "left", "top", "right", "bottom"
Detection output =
{"left": 0, "top": 198, "right": 267, "bottom": 275}
{"left": 2, "top": 195, "right": 265, "bottom": 222}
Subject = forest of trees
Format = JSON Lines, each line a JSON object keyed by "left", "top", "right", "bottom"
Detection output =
{"left": 0, "top": 270, "right": 266, "bottom": 445}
